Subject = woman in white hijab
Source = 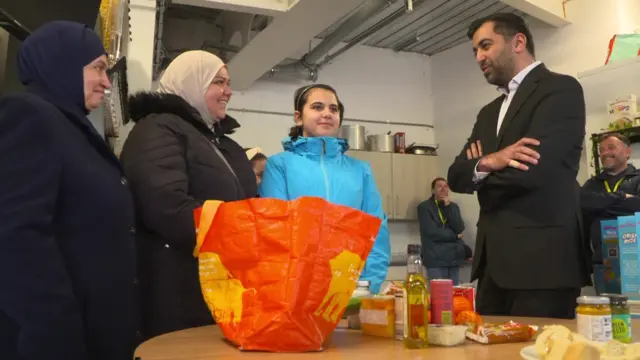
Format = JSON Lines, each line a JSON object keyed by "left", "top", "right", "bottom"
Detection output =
{"left": 120, "top": 50, "right": 256, "bottom": 340}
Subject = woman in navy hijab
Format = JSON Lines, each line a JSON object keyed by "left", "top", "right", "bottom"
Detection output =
{"left": 0, "top": 21, "right": 138, "bottom": 359}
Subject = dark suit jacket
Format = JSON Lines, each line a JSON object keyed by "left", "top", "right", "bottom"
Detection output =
{"left": 447, "top": 64, "right": 591, "bottom": 290}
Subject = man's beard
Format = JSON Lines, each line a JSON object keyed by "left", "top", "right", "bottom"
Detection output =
{"left": 484, "top": 53, "right": 514, "bottom": 88}
{"left": 603, "top": 158, "right": 624, "bottom": 173}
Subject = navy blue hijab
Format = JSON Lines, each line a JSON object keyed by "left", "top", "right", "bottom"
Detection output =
{"left": 18, "top": 21, "right": 106, "bottom": 118}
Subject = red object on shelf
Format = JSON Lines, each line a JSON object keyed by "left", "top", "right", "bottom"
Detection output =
{"left": 394, "top": 132, "right": 406, "bottom": 153}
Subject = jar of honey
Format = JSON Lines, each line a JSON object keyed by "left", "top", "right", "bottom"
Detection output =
{"left": 576, "top": 296, "right": 613, "bottom": 342}
{"left": 360, "top": 296, "right": 396, "bottom": 338}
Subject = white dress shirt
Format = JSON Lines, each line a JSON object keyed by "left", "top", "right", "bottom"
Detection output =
{"left": 473, "top": 61, "right": 542, "bottom": 182}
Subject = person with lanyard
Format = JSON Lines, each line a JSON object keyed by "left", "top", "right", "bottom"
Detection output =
{"left": 417, "top": 177, "right": 470, "bottom": 285}
{"left": 581, "top": 133, "right": 640, "bottom": 293}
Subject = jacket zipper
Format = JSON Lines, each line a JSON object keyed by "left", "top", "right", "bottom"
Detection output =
{"left": 321, "top": 139, "right": 330, "bottom": 199}
{"left": 211, "top": 124, "right": 220, "bottom": 144}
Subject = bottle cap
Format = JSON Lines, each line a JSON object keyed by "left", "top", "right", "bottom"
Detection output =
{"left": 577, "top": 296, "right": 610, "bottom": 305}
{"left": 407, "top": 244, "right": 421, "bottom": 255}
{"left": 602, "top": 293, "right": 628, "bottom": 306}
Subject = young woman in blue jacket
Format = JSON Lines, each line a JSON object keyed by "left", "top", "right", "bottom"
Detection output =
{"left": 259, "top": 84, "right": 390, "bottom": 293}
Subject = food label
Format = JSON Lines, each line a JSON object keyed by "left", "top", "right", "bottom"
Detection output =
{"left": 394, "top": 296, "right": 403, "bottom": 324}
{"left": 576, "top": 314, "right": 613, "bottom": 342}
{"left": 440, "top": 310, "right": 453, "bottom": 325}
{"left": 612, "top": 313, "right": 632, "bottom": 343}
{"left": 360, "top": 309, "right": 389, "bottom": 326}
{"left": 402, "top": 291, "right": 427, "bottom": 339}
{"left": 430, "top": 279, "right": 453, "bottom": 324}
{"left": 410, "top": 305, "right": 425, "bottom": 326}
{"left": 403, "top": 304, "right": 426, "bottom": 339}
{"left": 403, "top": 289, "right": 408, "bottom": 339}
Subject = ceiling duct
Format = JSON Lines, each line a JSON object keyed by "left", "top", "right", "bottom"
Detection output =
{"left": 1, "top": 0, "right": 101, "bottom": 34}
{"left": 153, "top": 0, "right": 168, "bottom": 80}
{"left": 0, "top": 9, "right": 31, "bottom": 41}
{"left": 315, "top": 0, "right": 426, "bottom": 68}
{"left": 263, "top": 0, "right": 428, "bottom": 81}
{"left": 263, "top": 0, "right": 393, "bottom": 81}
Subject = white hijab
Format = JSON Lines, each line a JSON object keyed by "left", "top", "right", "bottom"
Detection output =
{"left": 158, "top": 50, "right": 225, "bottom": 127}
{"left": 245, "top": 147, "right": 263, "bottom": 160}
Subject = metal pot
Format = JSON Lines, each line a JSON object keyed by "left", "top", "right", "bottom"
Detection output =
{"left": 339, "top": 124, "right": 366, "bottom": 150}
{"left": 406, "top": 143, "right": 438, "bottom": 155}
{"left": 368, "top": 133, "right": 395, "bottom": 152}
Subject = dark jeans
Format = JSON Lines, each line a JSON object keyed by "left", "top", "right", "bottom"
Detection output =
{"left": 427, "top": 266, "right": 460, "bottom": 285}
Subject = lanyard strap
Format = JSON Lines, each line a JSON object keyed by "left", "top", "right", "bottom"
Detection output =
{"left": 604, "top": 177, "right": 625, "bottom": 193}
{"left": 435, "top": 200, "right": 447, "bottom": 225}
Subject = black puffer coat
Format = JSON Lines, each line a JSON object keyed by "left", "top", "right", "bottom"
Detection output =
{"left": 120, "top": 93, "right": 256, "bottom": 340}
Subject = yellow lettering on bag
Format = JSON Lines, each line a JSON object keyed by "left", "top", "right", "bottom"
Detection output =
{"left": 199, "top": 252, "right": 246, "bottom": 324}
{"left": 314, "top": 250, "right": 365, "bottom": 323}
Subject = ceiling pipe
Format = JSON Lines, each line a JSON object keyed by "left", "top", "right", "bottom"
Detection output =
{"left": 393, "top": 0, "right": 482, "bottom": 52}
{"left": 153, "top": 0, "right": 168, "bottom": 80}
{"left": 316, "top": 0, "right": 426, "bottom": 67}
{"left": 263, "top": 0, "right": 393, "bottom": 81}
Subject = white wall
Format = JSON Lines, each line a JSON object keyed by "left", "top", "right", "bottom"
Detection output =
{"left": 227, "top": 43, "right": 435, "bottom": 156}
{"left": 430, "top": 0, "right": 640, "bottom": 283}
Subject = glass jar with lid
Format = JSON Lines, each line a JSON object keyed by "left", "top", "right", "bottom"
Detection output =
{"left": 602, "top": 293, "right": 632, "bottom": 343}
{"left": 353, "top": 280, "right": 372, "bottom": 298}
{"left": 576, "top": 296, "right": 613, "bottom": 342}
{"left": 347, "top": 280, "right": 371, "bottom": 329}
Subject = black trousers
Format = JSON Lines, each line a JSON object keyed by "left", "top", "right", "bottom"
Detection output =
{"left": 476, "top": 269, "right": 581, "bottom": 319}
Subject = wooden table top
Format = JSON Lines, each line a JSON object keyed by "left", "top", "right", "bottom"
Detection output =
{"left": 135, "top": 316, "right": 640, "bottom": 360}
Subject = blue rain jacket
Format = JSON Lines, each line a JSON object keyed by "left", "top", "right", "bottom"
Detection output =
{"left": 259, "top": 136, "right": 390, "bottom": 293}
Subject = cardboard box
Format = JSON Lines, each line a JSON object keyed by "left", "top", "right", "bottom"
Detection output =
{"left": 601, "top": 219, "right": 621, "bottom": 294}
{"left": 619, "top": 215, "right": 640, "bottom": 296}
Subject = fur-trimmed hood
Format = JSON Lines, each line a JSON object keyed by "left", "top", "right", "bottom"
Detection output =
{"left": 128, "top": 92, "right": 239, "bottom": 135}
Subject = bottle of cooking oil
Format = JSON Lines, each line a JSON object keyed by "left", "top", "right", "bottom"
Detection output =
{"left": 403, "top": 244, "right": 429, "bottom": 348}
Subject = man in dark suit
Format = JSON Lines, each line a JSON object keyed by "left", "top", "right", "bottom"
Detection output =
{"left": 447, "top": 13, "right": 591, "bottom": 318}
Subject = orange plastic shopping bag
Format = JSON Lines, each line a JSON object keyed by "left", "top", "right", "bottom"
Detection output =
{"left": 194, "top": 196, "right": 381, "bottom": 352}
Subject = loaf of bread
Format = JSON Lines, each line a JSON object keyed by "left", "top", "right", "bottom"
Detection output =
{"left": 562, "top": 342, "right": 601, "bottom": 360}
{"left": 535, "top": 324, "right": 640, "bottom": 359}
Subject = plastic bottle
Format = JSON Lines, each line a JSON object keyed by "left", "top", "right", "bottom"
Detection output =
{"left": 403, "top": 244, "right": 429, "bottom": 348}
